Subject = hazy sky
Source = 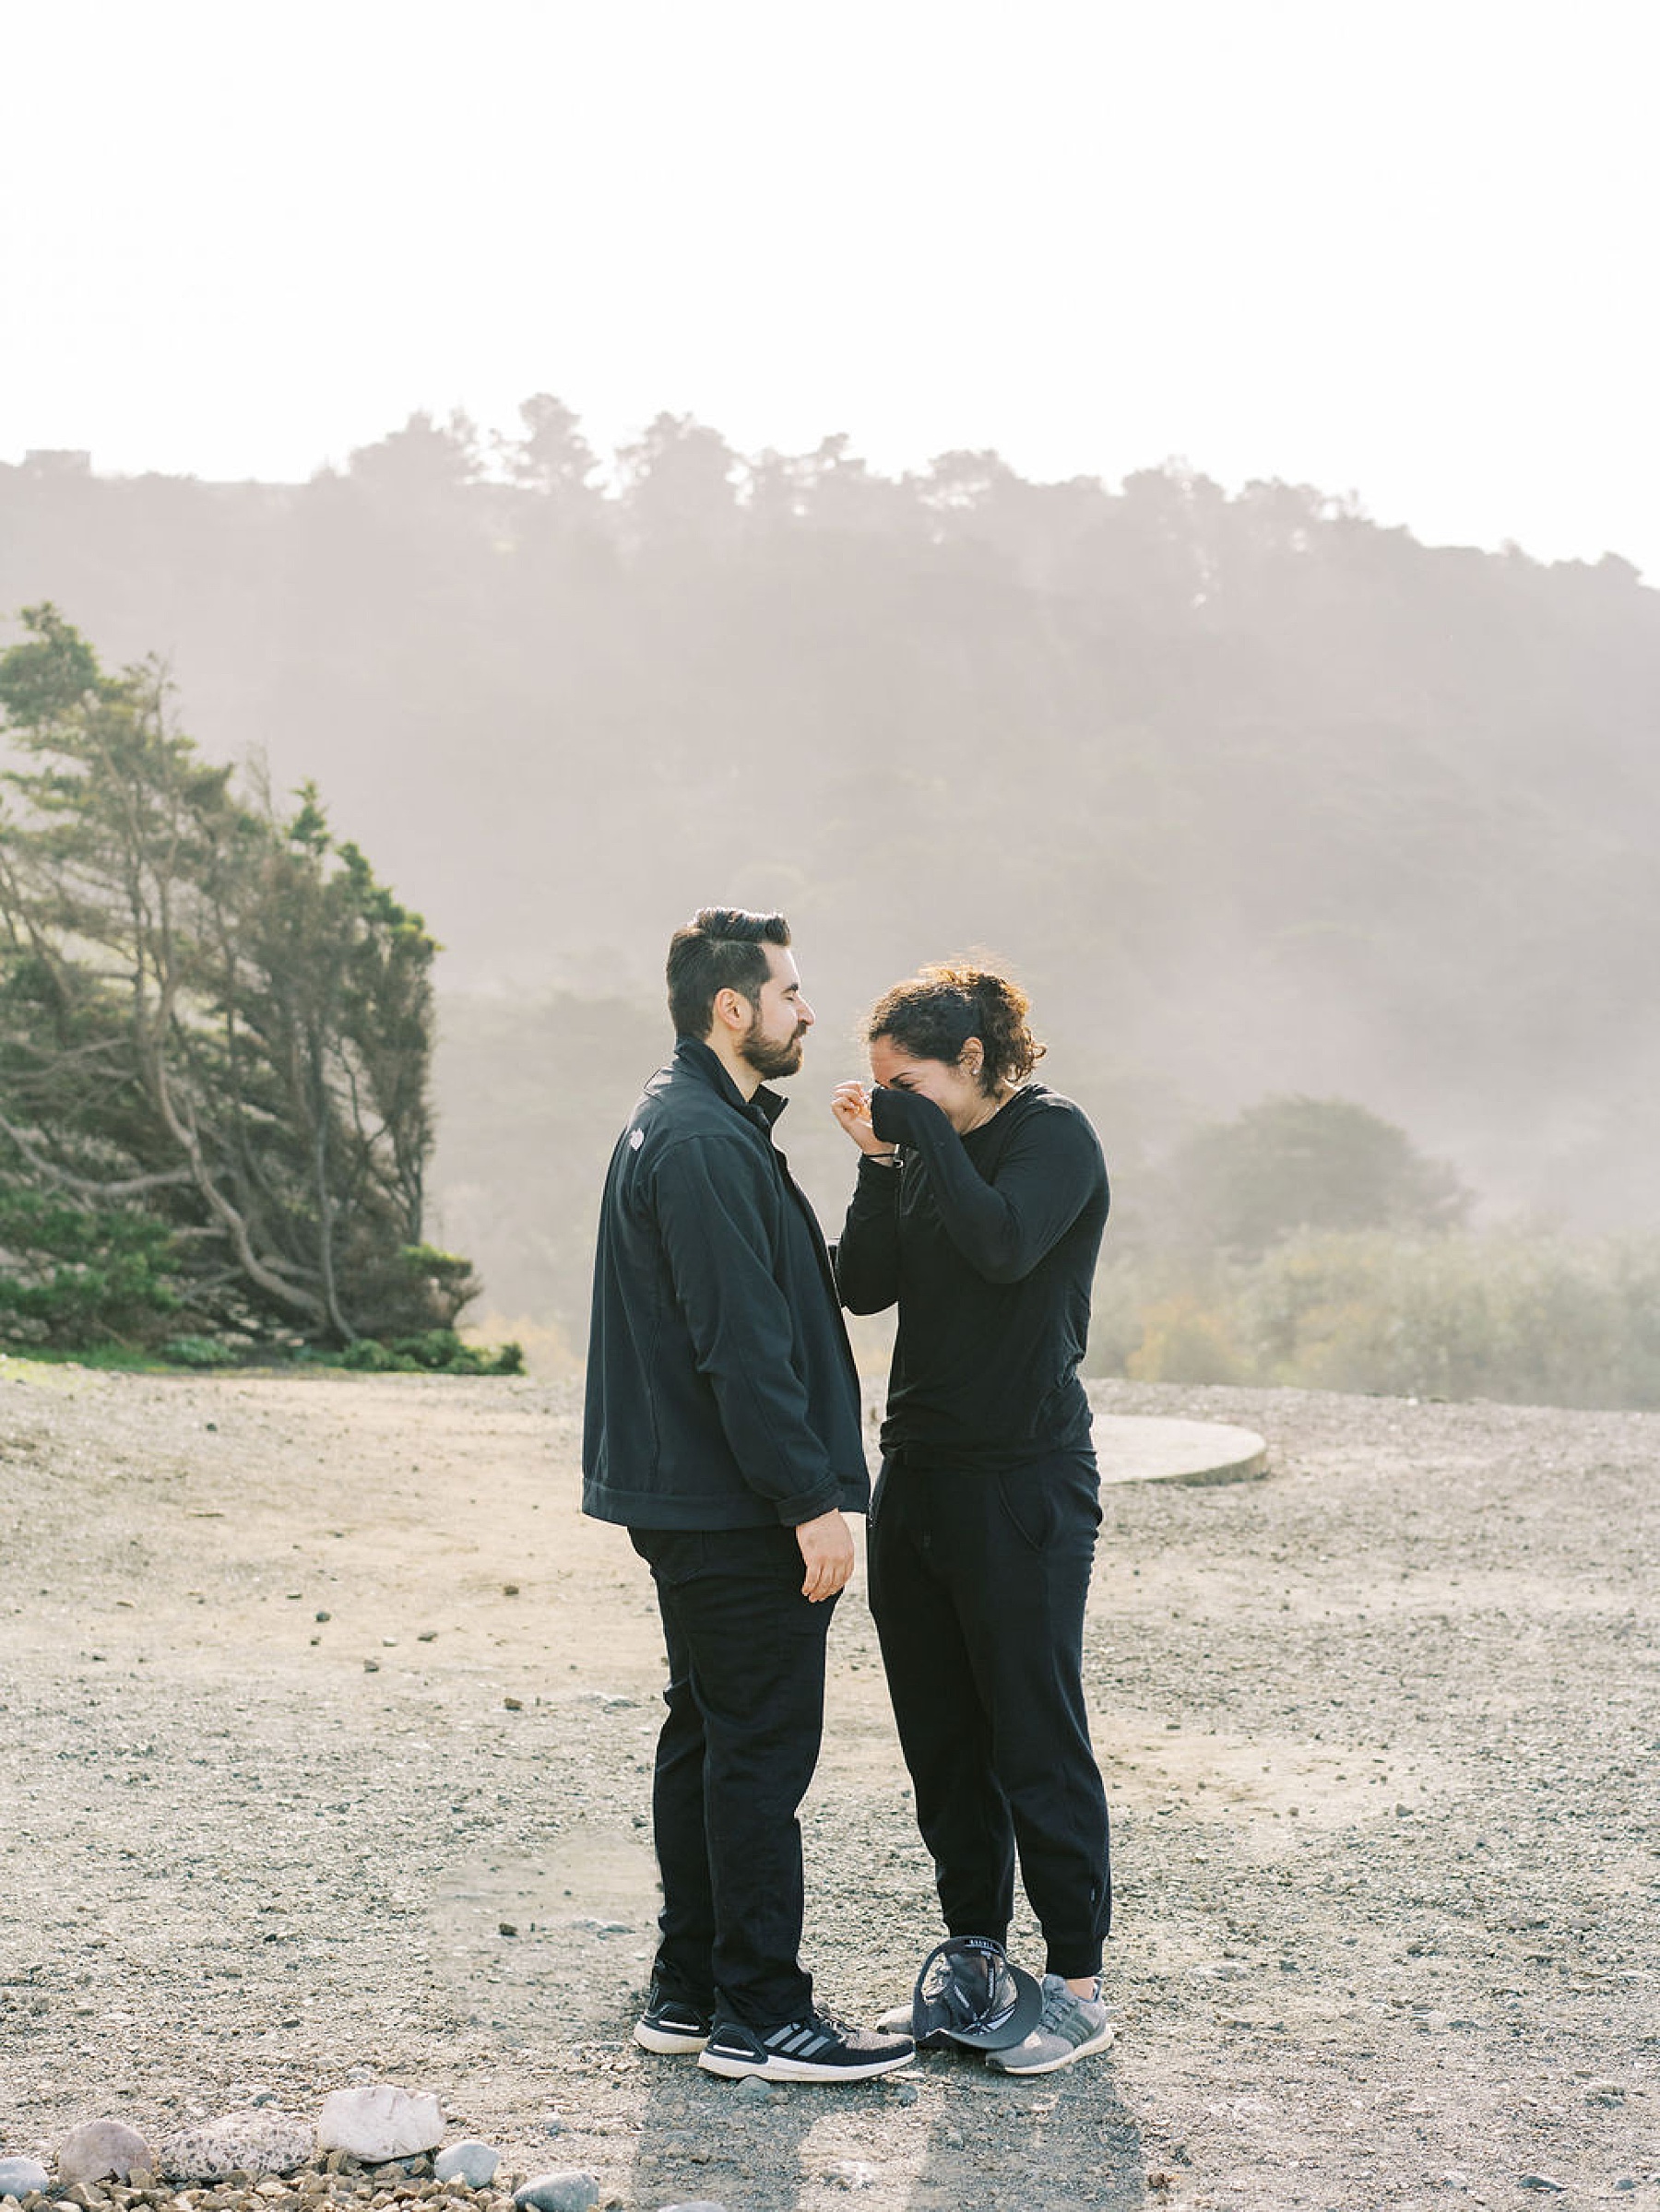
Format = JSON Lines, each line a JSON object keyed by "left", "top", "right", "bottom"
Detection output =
{"left": 4, "top": 0, "right": 1656, "bottom": 574}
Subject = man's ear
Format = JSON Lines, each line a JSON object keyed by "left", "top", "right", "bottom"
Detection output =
{"left": 713, "top": 987, "right": 750, "bottom": 1035}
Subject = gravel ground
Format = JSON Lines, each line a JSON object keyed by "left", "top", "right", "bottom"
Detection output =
{"left": 1, "top": 1360, "right": 1656, "bottom": 2211}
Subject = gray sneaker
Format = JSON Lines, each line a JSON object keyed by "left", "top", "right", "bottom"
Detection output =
{"left": 984, "top": 1973, "right": 1113, "bottom": 2076}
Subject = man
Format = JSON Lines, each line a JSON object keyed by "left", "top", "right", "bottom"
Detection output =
{"left": 583, "top": 907, "right": 913, "bottom": 2084}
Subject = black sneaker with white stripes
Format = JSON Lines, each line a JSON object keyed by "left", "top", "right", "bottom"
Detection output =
{"left": 696, "top": 2008, "right": 915, "bottom": 2082}
{"left": 634, "top": 1984, "right": 713, "bottom": 2054}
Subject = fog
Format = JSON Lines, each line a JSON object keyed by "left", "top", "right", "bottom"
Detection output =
{"left": 4, "top": 414, "right": 1658, "bottom": 1349}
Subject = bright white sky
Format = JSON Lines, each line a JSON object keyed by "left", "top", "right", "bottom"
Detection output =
{"left": 3, "top": 0, "right": 1656, "bottom": 574}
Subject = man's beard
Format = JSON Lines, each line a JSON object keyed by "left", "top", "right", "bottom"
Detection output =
{"left": 740, "top": 1019, "right": 807, "bottom": 1081}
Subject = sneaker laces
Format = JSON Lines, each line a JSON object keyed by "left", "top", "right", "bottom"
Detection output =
{"left": 1038, "top": 1977, "right": 1100, "bottom": 2028}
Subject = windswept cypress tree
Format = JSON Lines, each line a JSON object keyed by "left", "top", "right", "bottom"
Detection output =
{"left": 0, "top": 605, "right": 476, "bottom": 1349}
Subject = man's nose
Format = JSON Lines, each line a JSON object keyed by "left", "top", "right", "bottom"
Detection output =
{"left": 796, "top": 998, "right": 816, "bottom": 1027}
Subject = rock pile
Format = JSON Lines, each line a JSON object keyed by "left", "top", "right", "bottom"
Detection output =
{"left": 0, "top": 2088, "right": 612, "bottom": 2212}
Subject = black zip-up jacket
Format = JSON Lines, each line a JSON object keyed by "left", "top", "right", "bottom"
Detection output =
{"left": 582, "top": 1035, "right": 869, "bottom": 1531}
{"left": 835, "top": 1081, "right": 1109, "bottom": 1468}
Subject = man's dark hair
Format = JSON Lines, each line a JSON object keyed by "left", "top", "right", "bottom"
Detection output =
{"left": 667, "top": 907, "right": 791, "bottom": 1037}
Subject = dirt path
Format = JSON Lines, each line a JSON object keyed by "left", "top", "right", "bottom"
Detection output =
{"left": 1, "top": 1362, "right": 1656, "bottom": 2210}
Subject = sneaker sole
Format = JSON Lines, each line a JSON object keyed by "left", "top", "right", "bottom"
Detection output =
{"left": 696, "top": 2047, "right": 916, "bottom": 2083}
{"left": 634, "top": 2021, "right": 710, "bottom": 2054}
{"left": 988, "top": 2020, "right": 1115, "bottom": 2076}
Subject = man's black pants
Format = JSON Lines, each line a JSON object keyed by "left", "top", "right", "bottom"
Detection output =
{"left": 629, "top": 1523, "right": 831, "bottom": 2029}
{"left": 867, "top": 1446, "right": 1110, "bottom": 1980}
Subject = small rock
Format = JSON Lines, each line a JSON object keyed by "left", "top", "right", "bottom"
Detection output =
{"left": 512, "top": 2174, "right": 598, "bottom": 2212}
{"left": 1518, "top": 2180, "right": 1567, "bottom": 2194}
{"left": 58, "top": 2121, "right": 158, "bottom": 2187}
{"left": 315, "top": 1611, "right": 332, "bottom": 1623}
{"left": 434, "top": 2145, "right": 499, "bottom": 2189}
{"left": 502, "top": 1585, "right": 520, "bottom": 1597}
{"left": 883, "top": 2079, "right": 919, "bottom": 2107}
{"left": 735, "top": 2076, "right": 778, "bottom": 2102}
{"left": 499, "top": 1922, "right": 519, "bottom": 1938}
{"left": 656, "top": 2203, "right": 729, "bottom": 2211}
{"left": 317, "top": 2087, "right": 445, "bottom": 2164}
{"left": 1585, "top": 2080, "right": 1626, "bottom": 2106}
{"left": 159, "top": 2111, "right": 314, "bottom": 2182}
{"left": 542, "top": 2117, "right": 563, "bottom": 2139}
{"left": 504, "top": 1698, "right": 524, "bottom": 1712}
{"left": 417, "top": 1631, "right": 439, "bottom": 1642}
{"left": 0, "top": 2159, "right": 50, "bottom": 2197}
{"left": 827, "top": 2161, "right": 876, "bottom": 2190}
{"left": 364, "top": 1660, "right": 380, "bottom": 1673}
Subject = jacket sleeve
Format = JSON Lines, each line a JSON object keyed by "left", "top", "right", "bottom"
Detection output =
{"left": 831, "top": 1154, "right": 903, "bottom": 1314}
{"left": 651, "top": 1132, "right": 846, "bottom": 1524}
{"left": 869, "top": 1086, "right": 1102, "bottom": 1284}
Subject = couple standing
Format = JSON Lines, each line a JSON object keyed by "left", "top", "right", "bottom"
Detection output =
{"left": 582, "top": 907, "right": 1111, "bottom": 2085}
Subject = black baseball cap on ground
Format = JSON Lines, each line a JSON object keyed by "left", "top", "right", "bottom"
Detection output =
{"left": 910, "top": 1935, "right": 1044, "bottom": 2051}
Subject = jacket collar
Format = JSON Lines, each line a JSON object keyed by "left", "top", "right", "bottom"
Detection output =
{"left": 673, "top": 1034, "right": 788, "bottom": 1131}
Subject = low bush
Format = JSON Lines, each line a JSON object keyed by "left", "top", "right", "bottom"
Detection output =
{"left": 1096, "top": 1229, "right": 1660, "bottom": 1410}
{"left": 337, "top": 1329, "right": 525, "bottom": 1376}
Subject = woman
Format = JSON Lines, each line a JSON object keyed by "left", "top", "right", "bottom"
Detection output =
{"left": 831, "top": 963, "right": 1113, "bottom": 2076}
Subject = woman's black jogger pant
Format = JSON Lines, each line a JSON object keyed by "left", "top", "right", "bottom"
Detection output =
{"left": 867, "top": 1445, "right": 1111, "bottom": 1981}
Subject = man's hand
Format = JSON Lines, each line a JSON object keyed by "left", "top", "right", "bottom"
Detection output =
{"left": 831, "top": 1081, "right": 898, "bottom": 1159}
{"left": 794, "top": 1508, "right": 855, "bottom": 1601}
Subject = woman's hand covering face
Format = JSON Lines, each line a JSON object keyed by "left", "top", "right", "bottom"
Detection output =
{"left": 832, "top": 1079, "right": 898, "bottom": 1157}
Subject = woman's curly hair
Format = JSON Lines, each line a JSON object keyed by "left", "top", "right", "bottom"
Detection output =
{"left": 865, "top": 963, "right": 1045, "bottom": 1095}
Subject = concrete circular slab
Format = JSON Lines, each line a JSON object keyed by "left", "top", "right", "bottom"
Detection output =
{"left": 1092, "top": 1413, "right": 1268, "bottom": 1486}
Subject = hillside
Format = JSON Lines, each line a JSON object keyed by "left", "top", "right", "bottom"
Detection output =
{"left": 6, "top": 421, "right": 1660, "bottom": 1331}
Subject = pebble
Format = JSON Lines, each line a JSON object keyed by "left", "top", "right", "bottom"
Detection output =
{"left": 316, "top": 2088, "right": 445, "bottom": 2163}
{"left": 511, "top": 2173, "right": 599, "bottom": 2212}
{"left": 434, "top": 2144, "right": 499, "bottom": 2189}
{"left": 160, "top": 2109, "right": 315, "bottom": 2182}
{"left": 1518, "top": 2179, "right": 1568, "bottom": 2194}
{"left": 0, "top": 2159, "right": 51, "bottom": 2197}
{"left": 735, "top": 2077, "right": 778, "bottom": 2102}
{"left": 58, "top": 2120, "right": 158, "bottom": 2186}
{"left": 883, "top": 2080, "right": 919, "bottom": 2107}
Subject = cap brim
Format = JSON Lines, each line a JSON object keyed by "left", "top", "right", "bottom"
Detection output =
{"left": 910, "top": 1938, "right": 1045, "bottom": 2052}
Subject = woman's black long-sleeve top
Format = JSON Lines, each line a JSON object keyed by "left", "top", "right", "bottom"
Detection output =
{"left": 834, "top": 1081, "right": 1109, "bottom": 1468}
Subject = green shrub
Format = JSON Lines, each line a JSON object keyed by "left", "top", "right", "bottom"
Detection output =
{"left": 0, "top": 1193, "right": 183, "bottom": 1349}
{"left": 160, "top": 1334, "right": 239, "bottom": 1369}
{"left": 336, "top": 1328, "right": 525, "bottom": 1376}
{"left": 1100, "top": 1228, "right": 1660, "bottom": 1410}
{"left": 1124, "top": 1293, "right": 1245, "bottom": 1386}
